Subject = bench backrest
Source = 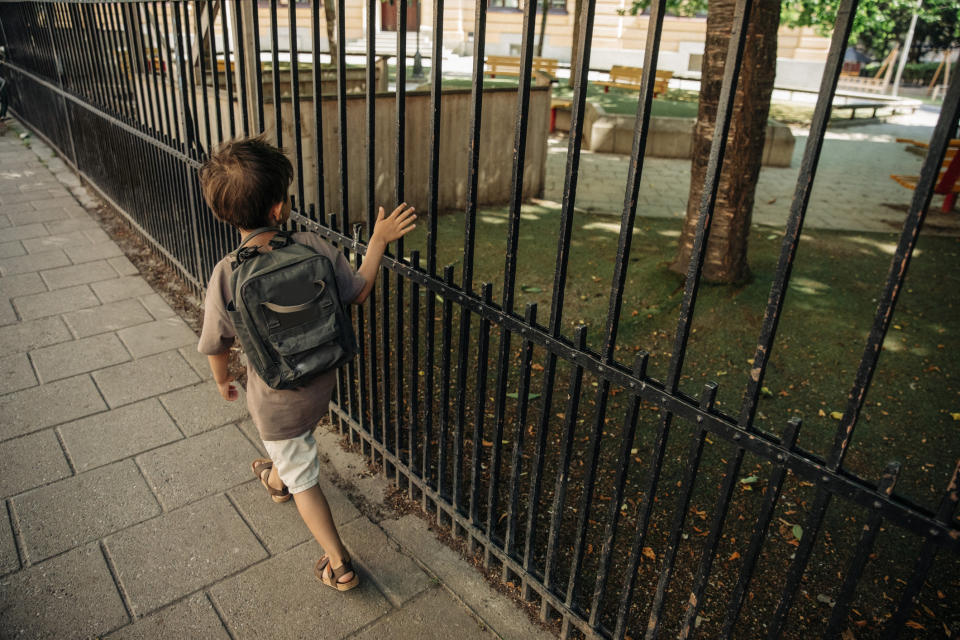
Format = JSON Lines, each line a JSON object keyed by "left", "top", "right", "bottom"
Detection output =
{"left": 608, "top": 66, "right": 673, "bottom": 86}
{"left": 484, "top": 55, "right": 558, "bottom": 77}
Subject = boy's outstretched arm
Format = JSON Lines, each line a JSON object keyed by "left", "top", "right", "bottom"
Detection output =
{"left": 353, "top": 203, "right": 416, "bottom": 304}
{"left": 208, "top": 352, "right": 238, "bottom": 401}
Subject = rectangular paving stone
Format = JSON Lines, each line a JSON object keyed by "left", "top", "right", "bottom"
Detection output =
{"left": 140, "top": 292, "right": 177, "bottom": 319}
{"left": 58, "top": 398, "right": 184, "bottom": 472}
{"left": 209, "top": 541, "right": 390, "bottom": 640}
{"left": 227, "top": 479, "right": 312, "bottom": 554}
{"left": 84, "top": 228, "right": 111, "bottom": 244}
{"left": 21, "top": 230, "right": 90, "bottom": 254}
{"left": 104, "top": 593, "right": 231, "bottom": 640}
{"left": 13, "top": 283, "right": 100, "bottom": 320}
{"left": 40, "top": 259, "right": 117, "bottom": 290}
{"left": 0, "top": 240, "right": 25, "bottom": 258}
{"left": 0, "top": 316, "right": 71, "bottom": 354}
{"left": 62, "top": 298, "right": 154, "bottom": 338}
{"left": 228, "top": 473, "right": 359, "bottom": 554}
{"left": 0, "top": 248, "right": 70, "bottom": 276}
{"left": 92, "top": 351, "right": 200, "bottom": 408}
{"left": 92, "top": 275, "right": 155, "bottom": 303}
{"left": 0, "top": 505, "right": 18, "bottom": 575}
{"left": 108, "top": 255, "right": 138, "bottom": 276}
{"left": 382, "top": 515, "right": 556, "bottom": 640}
{"left": 44, "top": 217, "right": 100, "bottom": 235}
{"left": 65, "top": 241, "right": 124, "bottom": 264}
{"left": 159, "top": 382, "right": 248, "bottom": 436}
{"left": 340, "top": 516, "right": 433, "bottom": 607}
{"left": 0, "top": 351, "right": 37, "bottom": 394}
{"left": 7, "top": 207, "right": 73, "bottom": 227}
{"left": 105, "top": 495, "right": 268, "bottom": 616}
{"left": 0, "top": 544, "right": 129, "bottom": 639}
{"left": 12, "top": 460, "right": 161, "bottom": 563}
{"left": 351, "top": 586, "right": 495, "bottom": 640}
{"left": 0, "top": 297, "right": 15, "bottom": 326}
{"left": 117, "top": 317, "right": 197, "bottom": 359}
{"left": 31, "top": 332, "right": 131, "bottom": 383}
{"left": 0, "top": 374, "right": 107, "bottom": 440}
{"left": 179, "top": 345, "right": 213, "bottom": 380}
{"left": 0, "top": 429, "right": 72, "bottom": 498}
{"left": 0, "top": 222, "right": 48, "bottom": 243}
{"left": 0, "top": 271, "right": 46, "bottom": 297}
{"left": 236, "top": 417, "right": 268, "bottom": 456}
{"left": 136, "top": 424, "right": 259, "bottom": 510}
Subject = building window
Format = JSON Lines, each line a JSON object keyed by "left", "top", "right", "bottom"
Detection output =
{"left": 488, "top": 0, "right": 566, "bottom": 11}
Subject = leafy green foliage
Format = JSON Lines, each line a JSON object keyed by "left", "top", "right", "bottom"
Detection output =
{"left": 625, "top": 0, "right": 960, "bottom": 62}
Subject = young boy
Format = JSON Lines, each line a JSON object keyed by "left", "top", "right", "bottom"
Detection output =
{"left": 197, "top": 136, "right": 415, "bottom": 591}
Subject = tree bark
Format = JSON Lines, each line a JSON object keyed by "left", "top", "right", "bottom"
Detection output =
{"left": 325, "top": 0, "right": 338, "bottom": 64}
{"left": 536, "top": 0, "right": 550, "bottom": 56}
{"left": 668, "top": 0, "right": 780, "bottom": 284}
{"left": 568, "top": 0, "right": 583, "bottom": 86}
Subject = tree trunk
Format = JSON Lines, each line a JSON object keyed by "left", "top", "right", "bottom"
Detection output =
{"left": 668, "top": 0, "right": 780, "bottom": 284}
{"left": 536, "top": 0, "right": 549, "bottom": 57}
{"left": 325, "top": 0, "right": 338, "bottom": 64}
{"left": 568, "top": 0, "right": 583, "bottom": 86}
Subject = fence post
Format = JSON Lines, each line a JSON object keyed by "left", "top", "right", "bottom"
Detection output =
{"left": 237, "top": 0, "right": 260, "bottom": 134}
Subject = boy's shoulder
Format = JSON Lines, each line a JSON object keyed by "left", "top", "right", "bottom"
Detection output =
{"left": 290, "top": 230, "right": 337, "bottom": 257}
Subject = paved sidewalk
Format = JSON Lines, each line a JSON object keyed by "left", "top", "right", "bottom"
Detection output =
{"left": 0, "top": 125, "right": 553, "bottom": 640}
{"left": 545, "top": 108, "right": 960, "bottom": 235}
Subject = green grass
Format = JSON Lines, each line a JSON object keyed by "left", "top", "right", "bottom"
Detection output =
{"left": 401, "top": 204, "right": 960, "bottom": 511}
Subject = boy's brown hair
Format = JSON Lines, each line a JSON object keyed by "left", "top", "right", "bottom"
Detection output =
{"left": 199, "top": 136, "right": 293, "bottom": 230}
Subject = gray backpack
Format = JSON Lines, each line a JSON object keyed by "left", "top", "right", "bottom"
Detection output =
{"left": 226, "top": 228, "right": 357, "bottom": 390}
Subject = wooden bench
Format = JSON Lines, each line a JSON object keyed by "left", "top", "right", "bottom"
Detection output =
{"left": 891, "top": 138, "right": 960, "bottom": 212}
{"left": 593, "top": 66, "right": 672, "bottom": 97}
{"left": 484, "top": 55, "right": 558, "bottom": 80}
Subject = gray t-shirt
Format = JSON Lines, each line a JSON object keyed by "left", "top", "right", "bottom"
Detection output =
{"left": 198, "top": 231, "right": 366, "bottom": 441}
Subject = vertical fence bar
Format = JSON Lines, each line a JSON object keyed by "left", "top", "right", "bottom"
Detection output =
{"left": 408, "top": 251, "right": 422, "bottom": 479}
{"left": 205, "top": 0, "right": 223, "bottom": 143}
{"left": 718, "top": 418, "right": 801, "bottom": 638}
{"left": 766, "top": 67, "right": 960, "bottom": 640}
{"left": 287, "top": 0, "right": 304, "bottom": 203}
{"left": 883, "top": 461, "right": 960, "bottom": 639}
{"left": 678, "top": 7, "right": 860, "bottom": 637}
{"left": 437, "top": 266, "right": 455, "bottom": 499}
{"left": 391, "top": 0, "right": 408, "bottom": 481}
{"left": 588, "top": 352, "right": 647, "bottom": 629}
{"left": 485, "top": 0, "right": 539, "bottom": 554}
{"left": 193, "top": 1, "right": 212, "bottom": 151}
{"left": 542, "top": 326, "right": 588, "bottom": 594}
{"left": 117, "top": 2, "right": 148, "bottom": 129}
{"left": 822, "top": 462, "right": 900, "bottom": 639}
{"left": 233, "top": 0, "right": 250, "bottom": 136}
{"left": 469, "top": 284, "right": 493, "bottom": 525}
{"left": 268, "top": 0, "right": 280, "bottom": 144}
{"left": 829, "top": 63, "right": 960, "bottom": 472}
{"left": 250, "top": 0, "right": 265, "bottom": 132}
{"left": 159, "top": 2, "right": 184, "bottom": 143}
{"left": 311, "top": 0, "right": 326, "bottom": 219}
{"left": 503, "top": 303, "right": 537, "bottom": 559}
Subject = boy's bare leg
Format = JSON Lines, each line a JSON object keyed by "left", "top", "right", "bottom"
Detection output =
{"left": 290, "top": 484, "right": 355, "bottom": 584}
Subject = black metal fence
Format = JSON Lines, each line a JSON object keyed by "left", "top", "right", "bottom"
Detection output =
{"left": 2, "top": 1, "right": 959, "bottom": 638}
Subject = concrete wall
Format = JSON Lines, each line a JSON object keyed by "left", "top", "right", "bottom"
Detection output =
{"left": 571, "top": 106, "right": 794, "bottom": 167}
{"left": 207, "top": 86, "right": 551, "bottom": 226}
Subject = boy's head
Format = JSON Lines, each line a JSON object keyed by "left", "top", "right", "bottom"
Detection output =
{"left": 199, "top": 135, "right": 293, "bottom": 230}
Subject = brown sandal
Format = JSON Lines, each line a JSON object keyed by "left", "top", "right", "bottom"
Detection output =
{"left": 315, "top": 554, "right": 360, "bottom": 591}
{"left": 251, "top": 458, "right": 291, "bottom": 503}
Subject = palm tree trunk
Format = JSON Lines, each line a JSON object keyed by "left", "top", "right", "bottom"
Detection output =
{"left": 668, "top": 0, "right": 780, "bottom": 284}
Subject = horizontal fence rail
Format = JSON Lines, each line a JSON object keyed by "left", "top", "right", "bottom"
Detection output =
{"left": 2, "top": 1, "right": 958, "bottom": 638}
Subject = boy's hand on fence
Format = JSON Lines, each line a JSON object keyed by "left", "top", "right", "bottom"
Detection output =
{"left": 371, "top": 203, "right": 416, "bottom": 246}
{"left": 217, "top": 378, "right": 239, "bottom": 401}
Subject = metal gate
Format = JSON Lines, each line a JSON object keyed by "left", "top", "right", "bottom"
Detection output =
{"left": 1, "top": 1, "right": 958, "bottom": 637}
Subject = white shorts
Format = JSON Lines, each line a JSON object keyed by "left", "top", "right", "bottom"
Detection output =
{"left": 262, "top": 430, "right": 321, "bottom": 494}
